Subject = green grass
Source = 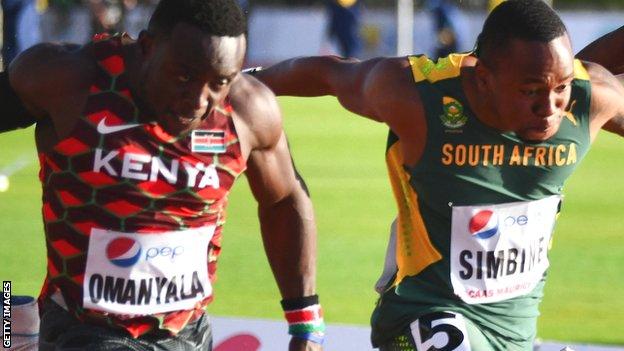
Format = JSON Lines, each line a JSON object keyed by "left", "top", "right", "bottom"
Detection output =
{"left": 0, "top": 96, "right": 622, "bottom": 344}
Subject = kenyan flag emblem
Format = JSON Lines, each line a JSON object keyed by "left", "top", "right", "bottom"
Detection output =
{"left": 440, "top": 96, "right": 467, "bottom": 129}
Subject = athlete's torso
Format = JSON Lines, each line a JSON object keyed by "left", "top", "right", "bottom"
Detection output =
{"left": 37, "top": 34, "right": 247, "bottom": 337}
{"left": 373, "top": 53, "right": 592, "bottom": 344}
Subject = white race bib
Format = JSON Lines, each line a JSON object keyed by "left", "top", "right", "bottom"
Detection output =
{"left": 83, "top": 226, "right": 215, "bottom": 315}
{"left": 450, "top": 196, "right": 561, "bottom": 304}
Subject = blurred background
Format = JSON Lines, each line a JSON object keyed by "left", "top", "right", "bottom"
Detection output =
{"left": 1, "top": 0, "right": 624, "bottom": 69}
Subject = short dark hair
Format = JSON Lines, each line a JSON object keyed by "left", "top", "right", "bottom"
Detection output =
{"left": 148, "top": 0, "right": 246, "bottom": 38}
{"left": 475, "top": 0, "right": 567, "bottom": 62}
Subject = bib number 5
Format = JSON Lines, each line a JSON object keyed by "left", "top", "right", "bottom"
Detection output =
{"left": 410, "top": 312, "right": 471, "bottom": 351}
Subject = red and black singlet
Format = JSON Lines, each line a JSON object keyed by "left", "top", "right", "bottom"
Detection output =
{"left": 38, "top": 34, "right": 246, "bottom": 337}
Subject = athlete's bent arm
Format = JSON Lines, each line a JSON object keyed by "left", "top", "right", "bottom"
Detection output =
{"left": 0, "top": 70, "right": 37, "bottom": 133}
{"left": 233, "top": 77, "right": 320, "bottom": 351}
{"left": 577, "top": 25, "right": 624, "bottom": 75}
{"left": 1, "top": 45, "right": 52, "bottom": 133}
{"left": 577, "top": 29, "right": 624, "bottom": 136}
{"left": 5, "top": 43, "right": 91, "bottom": 133}
{"left": 585, "top": 61, "right": 624, "bottom": 139}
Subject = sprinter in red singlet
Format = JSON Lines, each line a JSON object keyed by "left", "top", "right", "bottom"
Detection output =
{"left": 0, "top": 1, "right": 323, "bottom": 350}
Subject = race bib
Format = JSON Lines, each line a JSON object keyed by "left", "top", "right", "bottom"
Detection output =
{"left": 450, "top": 196, "right": 561, "bottom": 304}
{"left": 83, "top": 226, "right": 215, "bottom": 315}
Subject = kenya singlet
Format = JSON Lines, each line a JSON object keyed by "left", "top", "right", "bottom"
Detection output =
{"left": 371, "top": 53, "right": 591, "bottom": 346}
{"left": 37, "top": 34, "right": 246, "bottom": 337}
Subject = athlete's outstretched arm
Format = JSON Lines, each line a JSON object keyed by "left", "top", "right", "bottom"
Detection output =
{"left": 254, "top": 56, "right": 389, "bottom": 121}
{"left": 232, "top": 77, "right": 320, "bottom": 351}
{"left": 577, "top": 25, "right": 624, "bottom": 75}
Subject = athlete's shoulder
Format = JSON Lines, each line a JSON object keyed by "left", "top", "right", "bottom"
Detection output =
{"left": 407, "top": 53, "right": 471, "bottom": 83}
{"left": 363, "top": 56, "right": 414, "bottom": 100}
{"left": 229, "top": 73, "right": 282, "bottom": 149}
{"left": 367, "top": 56, "right": 411, "bottom": 81}
{"left": 10, "top": 42, "right": 95, "bottom": 86}
{"left": 580, "top": 59, "right": 613, "bottom": 84}
{"left": 581, "top": 59, "right": 620, "bottom": 101}
{"left": 9, "top": 42, "right": 96, "bottom": 115}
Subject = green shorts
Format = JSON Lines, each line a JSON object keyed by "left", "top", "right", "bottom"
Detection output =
{"left": 376, "top": 311, "right": 534, "bottom": 351}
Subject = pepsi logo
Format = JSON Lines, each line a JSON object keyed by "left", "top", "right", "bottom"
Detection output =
{"left": 468, "top": 210, "right": 499, "bottom": 239}
{"left": 106, "top": 237, "right": 142, "bottom": 267}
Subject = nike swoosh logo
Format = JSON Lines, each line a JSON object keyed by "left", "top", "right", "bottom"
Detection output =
{"left": 97, "top": 118, "right": 141, "bottom": 134}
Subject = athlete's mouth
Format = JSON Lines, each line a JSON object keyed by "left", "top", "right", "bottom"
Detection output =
{"left": 166, "top": 111, "right": 201, "bottom": 125}
{"left": 527, "top": 115, "right": 562, "bottom": 133}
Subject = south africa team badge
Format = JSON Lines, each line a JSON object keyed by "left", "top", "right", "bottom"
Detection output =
{"left": 440, "top": 96, "right": 468, "bottom": 129}
{"left": 191, "top": 130, "right": 226, "bottom": 153}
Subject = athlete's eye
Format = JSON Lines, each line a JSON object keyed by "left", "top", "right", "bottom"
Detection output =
{"left": 554, "top": 84, "right": 568, "bottom": 94}
{"left": 177, "top": 75, "right": 191, "bottom": 83}
{"left": 521, "top": 88, "right": 539, "bottom": 97}
{"left": 211, "top": 78, "right": 230, "bottom": 90}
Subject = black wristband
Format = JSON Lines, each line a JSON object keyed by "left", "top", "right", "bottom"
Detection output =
{"left": 280, "top": 294, "right": 319, "bottom": 311}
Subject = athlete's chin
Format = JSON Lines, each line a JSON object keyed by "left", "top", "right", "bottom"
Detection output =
{"left": 159, "top": 113, "right": 202, "bottom": 135}
{"left": 517, "top": 125, "right": 560, "bottom": 142}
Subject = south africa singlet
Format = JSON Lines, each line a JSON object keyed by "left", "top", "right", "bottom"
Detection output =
{"left": 37, "top": 34, "right": 246, "bottom": 337}
{"left": 371, "top": 54, "right": 592, "bottom": 347}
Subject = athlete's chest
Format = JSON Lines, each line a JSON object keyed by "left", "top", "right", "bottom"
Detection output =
{"left": 38, "top": 91, "right": 246, "bottom": 222}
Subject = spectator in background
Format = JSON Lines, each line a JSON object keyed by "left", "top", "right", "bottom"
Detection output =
{"left": 87, "top": 0, "right": 136, "bottom": 35}
{"left": 1, "top": 0, "right": 46, "bottom": 67}
{"left": 425, "top": 0, "right": 459, "bottom": 59}
{"left": 326, "top": 0, "right": 361, "bottom": 58}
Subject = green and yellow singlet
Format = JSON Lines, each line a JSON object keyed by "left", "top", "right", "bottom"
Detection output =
{"left": 371, "top": 53, "right": 592, "bottom": 348}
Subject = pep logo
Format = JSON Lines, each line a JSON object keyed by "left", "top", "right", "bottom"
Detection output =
{"left": 468, "top": 210, "right": 499, "bottom": 239}
{"left": 106, "top": 237, "right": 142, "bottom": 267}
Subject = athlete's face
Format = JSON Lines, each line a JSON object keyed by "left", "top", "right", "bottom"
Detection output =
{"left": 478, "top": 35, "right": 574, "bottom": 142}
{"left": 138, "top": 23, "right": 246, "bottom": 135}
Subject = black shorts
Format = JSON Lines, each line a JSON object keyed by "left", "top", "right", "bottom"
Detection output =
{"left": 38, "top": 300, "right": 212, "bottom": 351}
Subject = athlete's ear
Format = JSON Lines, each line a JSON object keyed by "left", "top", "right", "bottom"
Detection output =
{"left": 474, "top": 60, "right": 491, "bottom": 90}
{"left": 137, "top": 30, "right": 155, "bottom": 58}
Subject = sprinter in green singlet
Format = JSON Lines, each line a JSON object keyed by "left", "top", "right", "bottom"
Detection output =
{"left": 254, "top": 0, "right": 624, "bottom": 350}
{"left": 1, "top": 1, "right": 322, "bottom": 350}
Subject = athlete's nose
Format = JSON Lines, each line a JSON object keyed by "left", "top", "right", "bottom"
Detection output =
{"left": 181, "top": 83, "right": 210, "bottom": 117}
{"left": 532, "top": 91, "right": 564, "bottom": 118}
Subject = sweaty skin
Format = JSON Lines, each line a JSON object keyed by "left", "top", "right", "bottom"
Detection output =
{"left": 6, "top": 23, "right": 320, "bottom": 351}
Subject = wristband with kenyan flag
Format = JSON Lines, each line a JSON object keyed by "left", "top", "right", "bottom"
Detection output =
{"left": 281, "top": 294, "right": 325, "bottom": 344}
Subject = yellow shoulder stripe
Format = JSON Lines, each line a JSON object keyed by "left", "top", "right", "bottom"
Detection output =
{"left": 573, "top": 59, "right": 590, "bottom": 81}
{"left": 408, "top": 54, "right": 468, "bottom": 84}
